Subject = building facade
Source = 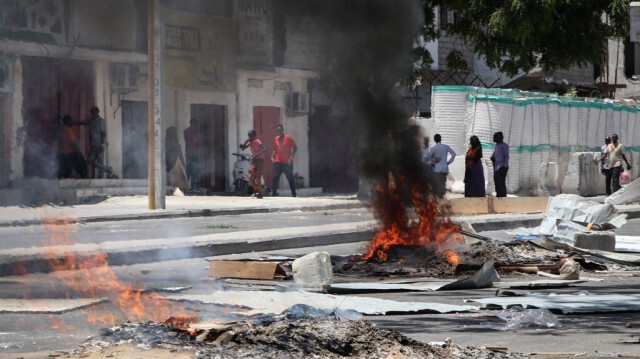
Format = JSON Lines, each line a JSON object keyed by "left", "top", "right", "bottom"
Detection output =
{"left": 0, "top": 0, "right": 359, "bottom": 195}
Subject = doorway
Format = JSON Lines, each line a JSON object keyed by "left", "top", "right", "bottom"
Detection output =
{"left": 121, "top": 101, "right": 148, "bottom": 179}
{"left": 253, "top": 106, "right": 280, "bottom": 189}
{"left": 309, "top": 105, "right": 359, "bottom": 193}
{"left": 21, "top": 56, "right": 95, "bottom": 179}
{"left": 190, "top": 104, "right": 227, "bottom": 192}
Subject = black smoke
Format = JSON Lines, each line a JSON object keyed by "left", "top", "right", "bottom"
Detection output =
{"left": 276, "top": 0, "right": 427, "bottom": 196}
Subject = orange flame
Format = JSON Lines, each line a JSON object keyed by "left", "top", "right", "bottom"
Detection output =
{"left": 30, "top": 213, "right": 196, "bottom": 327}
{"left": 363, "top": 174, "right": 464, "bottom": 265}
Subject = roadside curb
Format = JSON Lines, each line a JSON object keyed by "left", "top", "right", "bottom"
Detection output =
{"left": 0, "top": 227, "right": 376, "bottom": 277}
{"left": 0, "top": 202, "right": 366, "bottom": 228}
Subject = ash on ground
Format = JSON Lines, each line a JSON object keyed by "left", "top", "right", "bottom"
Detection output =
{"left": 67, "top": 311, "right": 528, "bottom": 359}
{"left": 334, "top": 241, "right": 565, "bottom": 278}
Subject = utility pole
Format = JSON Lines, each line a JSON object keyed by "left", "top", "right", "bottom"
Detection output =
{"left": 147, "top": 0, "right": 165, "bottom": 209}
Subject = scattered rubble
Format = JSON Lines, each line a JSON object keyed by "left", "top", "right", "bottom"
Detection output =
{"left": 64, "top": 312, "right": 529, "bottom": 359}
{"left": 333, "top": 241, "right": 564, "bottom": 279}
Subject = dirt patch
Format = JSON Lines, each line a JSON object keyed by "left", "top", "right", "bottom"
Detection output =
{"left": 62, "top": 312, "right": 529, "bottom": 359}
{"left": 334, "top": 241, "right": 565, "bottom": 279}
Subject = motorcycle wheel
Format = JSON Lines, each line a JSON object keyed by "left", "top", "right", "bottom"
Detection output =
{"left": 235, "top": 180, "right": 250, "bottom": 196}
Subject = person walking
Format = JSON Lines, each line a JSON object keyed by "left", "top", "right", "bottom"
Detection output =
{"left": 599, "top": 136, "right": 612, "bottom": 195}
{"left": 600, "top": 133, "right": 632, "bottom": 194}
{"left": 490, "top": 131, "right": 509, "bottom": 197}
{"left": 464, "top": 135, "right": 486, "bottom": 197}
{"left": 183, "top": 118, "right": 200, "bottom": 191}
{"left": 271, "top": 124, "right": 297, "bottom": 197}
{"left": 428, "top": 133, "right": 456, "bottom": 198}
{"left": 240, "top": 129, "right": 267, "bottom": 199}
{"left": 78, "top": 107, "right": 106, "bottom": 178}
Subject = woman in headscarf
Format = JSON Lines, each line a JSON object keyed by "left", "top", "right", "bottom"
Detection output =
{"left": 464, "top": 135, "right": 486, "bottom": 197}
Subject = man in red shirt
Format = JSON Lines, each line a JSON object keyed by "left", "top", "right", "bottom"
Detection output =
{"left": 271, "top": 124, "right": 297, "bottom": 197}
{"left": 240, "top": 129, "right": 267, "bottom": 198}
{"left": 57, "top": 115, "right": 86, "bottom": 179}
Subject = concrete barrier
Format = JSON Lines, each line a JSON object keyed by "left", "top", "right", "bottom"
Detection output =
{"left": 561, "top": 152, "right": 603, "bottom": 197}
{"left": 443, "top": 197, "right": 549, "bottom": 215}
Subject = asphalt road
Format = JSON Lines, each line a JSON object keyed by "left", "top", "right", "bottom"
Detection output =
{"left": 0, "top": 208, "right": 374, "bottom": 249}
{"left": 1, "top": 213, "right": 640, "bottom": 358}
{"left": 2, "top": 236, "right": 640, "bottom": 358}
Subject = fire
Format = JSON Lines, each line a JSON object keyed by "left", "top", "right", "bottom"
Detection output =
{"left": 363, "top": 174, "right": 464, "bottom": 265}
{"left": 29, "top": 213, "right": 196, "bottom": 327}
{"left": 442, "top": 250, "right": 462, "bottom": 266}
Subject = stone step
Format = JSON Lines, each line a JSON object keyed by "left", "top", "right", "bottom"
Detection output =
{"left": 59, "top": 179, "right": 147, "bottom": 189}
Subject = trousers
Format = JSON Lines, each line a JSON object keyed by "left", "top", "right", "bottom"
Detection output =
{"left": 272, "top": 162, "right": 296, "bottom": 196}
{"left": 494, "top": 166, "right": 508, "bottom": 197}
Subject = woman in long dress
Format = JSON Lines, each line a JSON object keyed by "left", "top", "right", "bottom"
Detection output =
{"left": 464, "top": 135, "right": 486, "bottom": 197}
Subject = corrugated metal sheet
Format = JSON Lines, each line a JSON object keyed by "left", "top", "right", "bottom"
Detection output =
{"left": 468, "top": 293, "right": 640, "bottom": 314}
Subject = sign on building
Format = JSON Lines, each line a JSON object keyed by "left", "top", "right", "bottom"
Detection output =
{"left": 235, "top": 0, "right": 274, "bottom": 65}
{"left": 164, "top": 10, "right": 236, "bottom": 93}
{"left": 284, "top": 15, "right": 325, "bottom": 70}
{"left": 0, "top": 0, "right": 65, "bottom": 44}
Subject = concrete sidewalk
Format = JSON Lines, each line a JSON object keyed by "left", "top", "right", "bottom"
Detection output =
{"left": 0, "top": 194, "right": 364, "bottom": 227}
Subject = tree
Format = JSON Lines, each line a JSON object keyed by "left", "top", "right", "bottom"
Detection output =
{"left": 417, "top": 0, "right": 631, "bottom": 77}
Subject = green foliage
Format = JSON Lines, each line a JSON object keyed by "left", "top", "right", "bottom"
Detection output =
{"left": 445, "top": 49, "right": 468, "bottom": 71}
{"left": 419, "top": 0, "right": 632, "bottom": 77}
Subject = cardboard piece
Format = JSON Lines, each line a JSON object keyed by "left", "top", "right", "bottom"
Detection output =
{"left": 208, "top": 260, "right": 288, "bottom": 280}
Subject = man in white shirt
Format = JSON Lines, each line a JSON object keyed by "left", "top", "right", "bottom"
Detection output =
{"left": 600, "top": 133, "right": 632, "bottom": 194}
{"left": 428, "top": 133, "right": 456, "bottom": 198}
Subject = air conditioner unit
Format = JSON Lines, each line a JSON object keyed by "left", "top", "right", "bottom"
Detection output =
{"left": 286, "top": 92, "right": 308, "bottom": 115}
{"left": 110, "top": 63, "right": 139, "bottom": 94}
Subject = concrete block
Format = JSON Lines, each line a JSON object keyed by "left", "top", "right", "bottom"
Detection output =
{"left": 574, "top": 231, "right": 616, "bottom": 252}
{"left": 443, "top": 198, "right": 489, "bottom": 215}
{"left": 490, "top": 197, "right": 548, "bottom": 214}
{"left": 561, "top": 153, "right": 603, "bottom": 196}
{"left": 535, "top": 162, "right": 560, "bottom": 196}
{"left": 292, "top": 252, "right": 333, "bottom": 285}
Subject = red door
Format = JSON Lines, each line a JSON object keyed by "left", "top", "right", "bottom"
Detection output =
{"left": 253, "top": 106, "right": 280, "bottom": 190}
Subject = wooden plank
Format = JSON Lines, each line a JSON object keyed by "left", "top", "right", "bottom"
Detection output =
{"left": 208, "top": 260, "right": 287, "bottom": 280}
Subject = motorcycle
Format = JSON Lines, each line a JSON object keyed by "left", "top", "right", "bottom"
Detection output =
{"left": 232, "top": 150, "right": 252, "bottom": 196}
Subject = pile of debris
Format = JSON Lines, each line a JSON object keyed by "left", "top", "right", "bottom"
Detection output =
{"left": 333, "top": 240, "right": 564, "bottom": 279}
{"left": 66, "top": 312, "right": 528, "bottom": 359}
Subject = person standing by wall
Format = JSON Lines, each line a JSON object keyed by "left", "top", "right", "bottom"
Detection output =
{"left": 165, "top": 126, "right": 188, "bottom": 190}
{"left": 183, "top": 118, "right": 200, "bottom": 191}
{"left": 78, "top": 107, "right": 106, "bottom": 178}
{"left": 240, "top": 129, "right": 267, "bottom": 199}
{"left": 428, "top": 133, "right": 456, "bottom": 199}
{"left": 598, "top": 136, "right": 612, "bottom": 195}
{"left": 421, "top": 136, "right": 435, "bottom": 181}
{"left": 464, "top": 135, "right": 486, "bottom": 197}
{"left": 601, "top": 133, "right": 632, "bottom": 194}
{"left": 58, "top": 115, "right": 86, "bottom": 179}
{"left": 490, "top": 131, "right": 509, "bottom": 197}
{"left": 271, "top": 124, "right": 297, "bottom": 197}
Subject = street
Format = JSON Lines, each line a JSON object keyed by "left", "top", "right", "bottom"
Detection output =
{"left": 0, "top": 208, "right": 374, "bottom": 249}
{"left": 1, "top": 210, "right": 640, "bottom": 358}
